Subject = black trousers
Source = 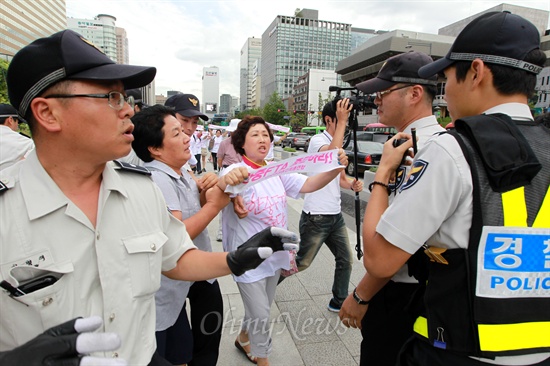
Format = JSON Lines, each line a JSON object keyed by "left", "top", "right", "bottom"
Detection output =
{"left": 194, "top": 154, "right": 202, "bottom": 172}
{"left": 360, "top": 281, "right": 419, "bottom": 366}
{"left": 187, "top": 280, "right": 224, "bottom": 366}
{"left": 148, "top": 350, "right": 174, "bottom": 366}
{"left": 155, "top": 302, "right": 194, "bottom": 364}
{"left": 397, "top": 337, "right": 550, "bottom": 366}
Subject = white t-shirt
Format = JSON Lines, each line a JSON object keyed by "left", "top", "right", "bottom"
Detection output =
{"left": 302, "top": 131, "right": 341, "bottom": 214}
{"left": 221, "top": 161, "right": 307, "bottom": 283}
{"left": 211, "top": 135, "right": 223, "bottom": 153}
{"left": 190, "top": 133, "right": 201, "bottom": 155}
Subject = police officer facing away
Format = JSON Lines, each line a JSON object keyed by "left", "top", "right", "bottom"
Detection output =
{"left": 359, "top": 12, "right": 549, "bottom": 366}
{"left": 0, "top": 30, "right": 299, "bottom": 366}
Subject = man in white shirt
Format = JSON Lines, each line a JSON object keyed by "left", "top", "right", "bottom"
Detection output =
{"left": 295, "top": 99, "right": 363, "bottom": 313}
{"left": 0, "top": 103, "right": 34, "bottom": 170}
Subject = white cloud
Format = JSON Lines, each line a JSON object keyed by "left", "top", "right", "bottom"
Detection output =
{"left": 66, "top": 0, "right": 550, "bottom": 100}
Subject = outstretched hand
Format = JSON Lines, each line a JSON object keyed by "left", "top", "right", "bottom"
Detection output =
{"left": 226, "top": 227, "right": 300, "bottom": 276}
{"left": 0, "top": 316, "right": 126, "bottom": 366}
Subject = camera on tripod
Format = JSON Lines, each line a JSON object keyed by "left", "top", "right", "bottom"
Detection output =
{"left": 329, "top": 86, "right": 376, "bottom": 115}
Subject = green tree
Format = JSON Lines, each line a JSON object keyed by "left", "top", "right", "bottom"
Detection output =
{"left": 0, "top": 59, "right": 9, "bottom": 104}
{"left": 290, "top": 112, "right": 307, "bottom": 131}
{"left": 236, "top": 107, "right": 263, "bottom": 119}
{"left": 314, "top": 92, "right": 333, "bottom": 126}
{"left": 263, "top": 92, "right": 287, "bottom": 125}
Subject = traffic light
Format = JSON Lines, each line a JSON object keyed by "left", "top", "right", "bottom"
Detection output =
{"left": 277, "top": 109, "right": 281, "bottom": 112}
{"left": 293, "top": 110, "right": 296, "bottom": 114}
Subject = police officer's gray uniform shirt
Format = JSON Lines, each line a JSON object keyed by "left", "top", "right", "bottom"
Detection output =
{"left": 0, "top": 151, "right": 197, "bottom": 365}
{"left": 144, "top": 160, "right": 214, "bottom": 331}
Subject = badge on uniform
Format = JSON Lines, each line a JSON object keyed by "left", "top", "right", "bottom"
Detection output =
{"left": 401, "top": 160, "right": 428, "bottom": 191}
{"left": 389, "top": 166, "right": 407, "bottom": 192}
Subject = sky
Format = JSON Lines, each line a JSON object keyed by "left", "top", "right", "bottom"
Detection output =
{"left": 65, "top": 0, "right": 550, "bottom": 100}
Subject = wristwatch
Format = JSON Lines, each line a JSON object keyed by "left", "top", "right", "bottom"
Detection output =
{"left": 353, "top": 288, "right": 370, "bottom": 305}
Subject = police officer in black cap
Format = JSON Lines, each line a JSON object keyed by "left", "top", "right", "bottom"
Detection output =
{"left": 0, "top": 29, "right": 299, "bottom": 366}
{"left": 359, "top": 11, "right": 549, "bottom": 366}
{"left": 126, "top": 88, "right": 147, "bottom": 113}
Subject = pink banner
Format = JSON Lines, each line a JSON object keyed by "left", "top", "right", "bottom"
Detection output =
{"left": 224, "top": 149, "right": 343, "bottom": 194}
{"left": 266, "top": 122, "right": 291, "bottom": 133}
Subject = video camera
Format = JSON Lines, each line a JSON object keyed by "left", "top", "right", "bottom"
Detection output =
{"left": 329, "top": 86, "right": 376, "bottom": 114}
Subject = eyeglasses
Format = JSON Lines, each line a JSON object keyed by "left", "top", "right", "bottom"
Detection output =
{"left": 375, "top": 85, "right": 413, "bottom": 100}
{"left": 44, "top": 91, "right": 134, "bottom": 110}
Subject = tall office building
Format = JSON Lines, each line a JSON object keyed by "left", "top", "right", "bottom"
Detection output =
{"left": 67, "top": 14, "right": 118, "bottom": 62}
{"left": 250, "top": 59, "right": 262, "bottom": 109}
{"left": 240, "top": 37, "right": 262, "bottom": 111}
{"left": 116, "top": 27, "right": 129, "bottom": 65}
{"left": 1, "top": 0, "right": 66, "bottom": 61}
{"left": 202, "top": 66, "right": 220, "bottom": 117}
{"left": 219, "top": 94, "right": 232, "bottom": 113}
{"left": 260, "top": 8, "right": 352, "bottom": 106}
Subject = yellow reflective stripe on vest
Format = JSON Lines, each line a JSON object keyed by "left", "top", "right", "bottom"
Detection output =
{"left": 413, "top": 316, "right": 428, "bottom": 338}
{"left": 478, "top": 322, "right": 550, "bottom": 352}
{"left": 502, "top": 187, "right": 527, "bottom": 227}
{"left": 414, "top": 316, "right": 550, "bottom": 352}
{"left": 502, "top": 186, "right": 550, "bottom": 228}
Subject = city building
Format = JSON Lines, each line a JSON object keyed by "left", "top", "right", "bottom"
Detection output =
{"left": 336, "top": 3, "right": 550, "bottom": 121}
{"left": 67, "top": 14, "right": 118, "bottom": 62}
{"left": 336, "top": 29, "right": 454, "bottom": 119}
{"left": 1, "top": 0, "right": 66, "bottom": 61}
{"left": 260, "top": 8, "right": 352, "bottom": 108}
{"left": 250, "top": 59, "right": 262, "bottom": 109}
{"left": 293, "top": 69, "right": 348, "bottom": 126}
{"left": 439, "top": 3, "right": 549, "bottom": 37}
{"left": 351, "top": 28, "right": 387, "bottom": 52}
{"left": 202, "top": 66, "right": 220, "bottom": 118}
{"left": 231, "top": 96, "right": 240, "bottom": 114}
{"left": 116, "top": 27, "right": 129, "bottom": 65}
{"left": 156, "top": 94, "right": 168, "bottom": 105}
{"left": 240, "top": 37, "right": 262, "bottom": 111}
{"left": 167, "top": 90, "right": 181, "bottom": 98}
{"left": 220, "top": 93, "right": 232, "bottom": 113}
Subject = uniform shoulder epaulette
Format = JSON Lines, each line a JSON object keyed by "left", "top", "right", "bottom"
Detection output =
{"left": 113, "top": 160, "right": 151, "bottom": 175}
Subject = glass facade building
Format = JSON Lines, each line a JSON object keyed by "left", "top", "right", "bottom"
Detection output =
{"left": 261, "top": 13, "right": 351, "bottom": 106}
{"left": 67, "top": 14, "right": 118, "bottom": 62}
{"left": 1, "top": 0, "right": 66, "bottom": 60}
{"left": 240, "top": 37, "right": 262, "bottom": 111}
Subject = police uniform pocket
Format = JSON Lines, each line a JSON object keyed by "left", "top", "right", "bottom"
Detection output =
{"left": 6, "top": 262, "right": 76, "bottom": 332}
{"left": 122, "top": 232, "right": 168, "bottom": 298}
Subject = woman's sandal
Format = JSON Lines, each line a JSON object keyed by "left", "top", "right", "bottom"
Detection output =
{"left": 235, "top": 336, "right": 258, "bottom": 364}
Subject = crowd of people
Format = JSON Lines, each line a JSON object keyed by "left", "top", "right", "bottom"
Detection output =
{"left": 0, "top": 10, "right": 548, "bottom": 366}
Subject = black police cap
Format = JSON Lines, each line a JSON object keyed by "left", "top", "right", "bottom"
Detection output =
{"left": 7, "top": 30, "right": 156, "bottom": 118}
